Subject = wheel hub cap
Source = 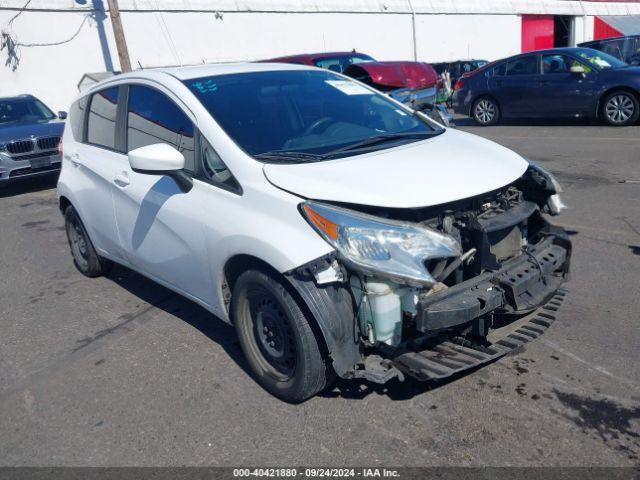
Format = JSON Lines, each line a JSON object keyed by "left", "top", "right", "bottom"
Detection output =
{"left": 476, "top": 100, "right": 495, "bottom": 124}
{"left": 606, "top": 95, "right": 634, "bottom": 124}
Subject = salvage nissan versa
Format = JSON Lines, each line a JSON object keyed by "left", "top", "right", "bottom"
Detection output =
{"left": 58, "top": 63, "right": 571, "bottom": 402}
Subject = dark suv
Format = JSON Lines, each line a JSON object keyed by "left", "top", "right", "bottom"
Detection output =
{"left": 0, "top": 95, "right": 65, "bottom": 188}
{"left": 579, "top": 35, "right": 640, "bottom": 65}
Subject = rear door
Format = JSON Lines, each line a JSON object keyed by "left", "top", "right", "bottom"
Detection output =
{"left": 488, "top": 55, "right": 540, "bottom": 117}
{"left": 69, "top": 86, "right": 127, "bottom": 262}
{"left": 111, "top": 82, "right": 214, "bottom": 305}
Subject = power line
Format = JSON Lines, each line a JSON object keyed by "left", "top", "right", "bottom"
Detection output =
{"left": 6, "top": 0, "right": 33, "bottom": 27}
{"left": 15, "top": 14, "right": 90, "bottom": 47}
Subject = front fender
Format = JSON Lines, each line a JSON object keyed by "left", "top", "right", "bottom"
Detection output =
{"left": 285, "top": 268, "right": 362, "bottom": 378}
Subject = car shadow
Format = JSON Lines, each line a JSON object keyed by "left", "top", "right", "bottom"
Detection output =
{"left": 0, "top": 175, "right": 58, "bottom": 197}
{"left": 104, "top": 263, "right": 253, "bottom": 377}
{"left": 320, "top": 362, "right": 495, "bottom": 401}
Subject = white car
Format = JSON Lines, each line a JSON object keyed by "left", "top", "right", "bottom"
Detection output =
{"left": 58, "top": 63, "right": 571, "bottom": 402}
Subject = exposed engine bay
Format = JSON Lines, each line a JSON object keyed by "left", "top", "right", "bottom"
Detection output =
{"left": 290, "top": 163, "right": 571, "bottom": 383}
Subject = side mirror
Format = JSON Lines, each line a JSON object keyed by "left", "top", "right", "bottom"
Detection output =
{"left": 57, "top": 111, "right": 68, "bottom": 120}
{"left": 128, "top": 143, "right": 193, "bottom": 192}
{"left": 570, "top": 65, "right": 586, "bottom": 75}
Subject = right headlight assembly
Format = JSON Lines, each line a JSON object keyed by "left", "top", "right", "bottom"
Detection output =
{"left": 301, "top": 201, "right": 461, "bottom": 286}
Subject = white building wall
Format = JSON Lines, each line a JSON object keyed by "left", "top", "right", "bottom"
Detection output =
{"left": 2, "top": 0, "right": 640, "bottom": 111}
{"left": 415, "top": 14, "right": 522, "bottom": 61}
{"left": 0, "top": 9, "right": 120, "bottom": 112}
{"left": 119, "top": 11, "right": 415, "bottom": 66}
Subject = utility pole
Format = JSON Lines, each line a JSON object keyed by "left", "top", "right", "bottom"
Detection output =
{"left": 106, "top": 0, "right": 132, "bottom": 72}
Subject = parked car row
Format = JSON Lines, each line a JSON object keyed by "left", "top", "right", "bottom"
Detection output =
{"left": 453, "top": 47, "right": 640, "bottom": 126}
{"left": 262, "top": 51, "right": 453, "bottom": 126}
{"left": 4, "top": 38, "right": 640, "bottom": 191}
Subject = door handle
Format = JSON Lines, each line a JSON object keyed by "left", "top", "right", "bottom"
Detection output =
{"left": 65, "top": 153, "right": 81, "bottom": 167}
{"left": 114, "top": 172, "right": 130, "bottom": 187}
{"left": 539, "top": 81, "right": 550, "bottom": 86}
{"left": 496, "top": 80, "right": 503, "bottom": 86}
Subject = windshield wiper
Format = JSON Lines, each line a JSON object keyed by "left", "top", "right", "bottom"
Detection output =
{"left": 327, "top": 131, "right": 442, "bottom": 155}
{"left": 254, "top": 150, "right": 330, "bottom": 163}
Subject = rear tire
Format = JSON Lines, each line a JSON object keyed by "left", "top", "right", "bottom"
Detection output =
{"left": 232, "top": 269, "right": 332, "bottom": 403}
{"left": 472, "top": 96, "right": 500, "bottom": 126}
{"left": 64, "top": 205, "right": 112, "bottom": 277}
{"left": 602, "top": 91, "right": 639, "bottom": 126}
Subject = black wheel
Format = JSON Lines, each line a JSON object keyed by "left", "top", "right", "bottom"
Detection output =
{"left": 64, "top": 205, "right": 112, "bottom": 277}
{"left": 472, "top": 96, "right": 500, "bottom": 126}
{"left": 602, "top": 91, "right": 639, "bottom": 126}
{"left": 231, "top": 269, "right": 332, "bottom": 403}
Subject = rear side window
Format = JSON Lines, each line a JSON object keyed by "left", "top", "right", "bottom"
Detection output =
{"left": 87, "top": 87, "right": 119, "bottom": 150}
{"left": 492, "top": 63, "right": 507, "bottom": 77}
{"left": 126, "top": 85, "right": 195, "bottom": 172}
{"left": 505, "top": 56, "right": 538, "bottom": 76}
{"left": 68, "top": 95, "right": 88, "bottom": 141}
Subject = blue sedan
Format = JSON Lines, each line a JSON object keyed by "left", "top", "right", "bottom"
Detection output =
{"left": 452, "top": 47, "right": 640, "bottom": 126}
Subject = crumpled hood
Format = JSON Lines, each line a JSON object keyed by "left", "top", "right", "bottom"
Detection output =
{"left": 350, "top": 61, "right": 438, "bottom": 89}
{"left": 0, "top": 120, "right": 64, "bottom": 144}
{"left": 263, "top": 129, "right": 529, "bottom": 209}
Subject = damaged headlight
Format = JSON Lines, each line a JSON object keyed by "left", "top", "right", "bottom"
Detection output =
{"left": 527, "top": 161, "right": 566, "bottom": 215}
{"left": 301, "top": 201, "right": 461, "bottom": 286}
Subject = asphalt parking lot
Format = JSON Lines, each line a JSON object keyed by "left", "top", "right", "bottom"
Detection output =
{"left": 1, "top": 118, "right": 639, "bottom": 467}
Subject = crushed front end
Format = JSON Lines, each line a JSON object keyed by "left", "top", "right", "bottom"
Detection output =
{"left": 297, "top": 162, "right": 571, "bottom": 383}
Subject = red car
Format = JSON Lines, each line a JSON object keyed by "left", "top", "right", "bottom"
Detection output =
{"left": 262, "top": 51, "right": 440, "bottom": 110}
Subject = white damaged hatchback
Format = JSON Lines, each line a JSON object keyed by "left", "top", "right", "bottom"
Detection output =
{"left": 58, "top": 63, "right": 571, "bottom": 402}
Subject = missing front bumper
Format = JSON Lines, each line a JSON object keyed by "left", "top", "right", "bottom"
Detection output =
{"left": 383, "top": 288, "right": 567, "bottom": 381}
{"left": 417, "top": 236, "right": 570, "bottom": 333}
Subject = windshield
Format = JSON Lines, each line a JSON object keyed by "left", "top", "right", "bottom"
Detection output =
{"left": 575, "top": 48, "right": 628, "bottom": 69}
{"left": 0, "top": 98, "right": 55, "bottom": 125}
{"left": 185, "top": 70, "right": 441, "bottom": 162}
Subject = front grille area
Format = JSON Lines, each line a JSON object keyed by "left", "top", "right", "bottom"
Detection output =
{"left": 37, "top": 136, "right": 60, "bottom": 150}
{"left": 10, "top": 150, "right": 58, "bottom": 161}
{"left": 6, "top": 140, "right": 35, "bottom": 155}
{"left": 9, "top": 164, "right": 60, "bottom": 178}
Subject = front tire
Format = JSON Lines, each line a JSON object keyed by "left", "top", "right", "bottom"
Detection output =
{"left": 602, "top": 91, "right": 639, "bottom": 126}
{"left": 472, "top": 96, "right": 500, "bottom": 126}
{"left": 64, "top": 206, "right": 112, "bottom": 277}
{"left": 232, "top": 269, "right": 332, "bottom": 403}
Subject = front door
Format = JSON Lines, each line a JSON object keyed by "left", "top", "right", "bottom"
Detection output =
{"left": 534, "top": 54, "right": 597, "bottom": 117}
{"left": 112, "top": 83, "right": 214, "bottom": 305}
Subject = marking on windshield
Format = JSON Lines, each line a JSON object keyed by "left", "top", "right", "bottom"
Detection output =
{"left": 325, "top": 80, "right": 373, "bottom": 95}
{"left": 191, "top": 79, "right": 218, "bottom": 93}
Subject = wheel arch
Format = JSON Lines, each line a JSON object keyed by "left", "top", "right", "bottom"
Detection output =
{"left": 59, "top": 195, "right": 72, "bottom": 214}
{"left": 222, "top": 253, "right": 361, "bottom": 377}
